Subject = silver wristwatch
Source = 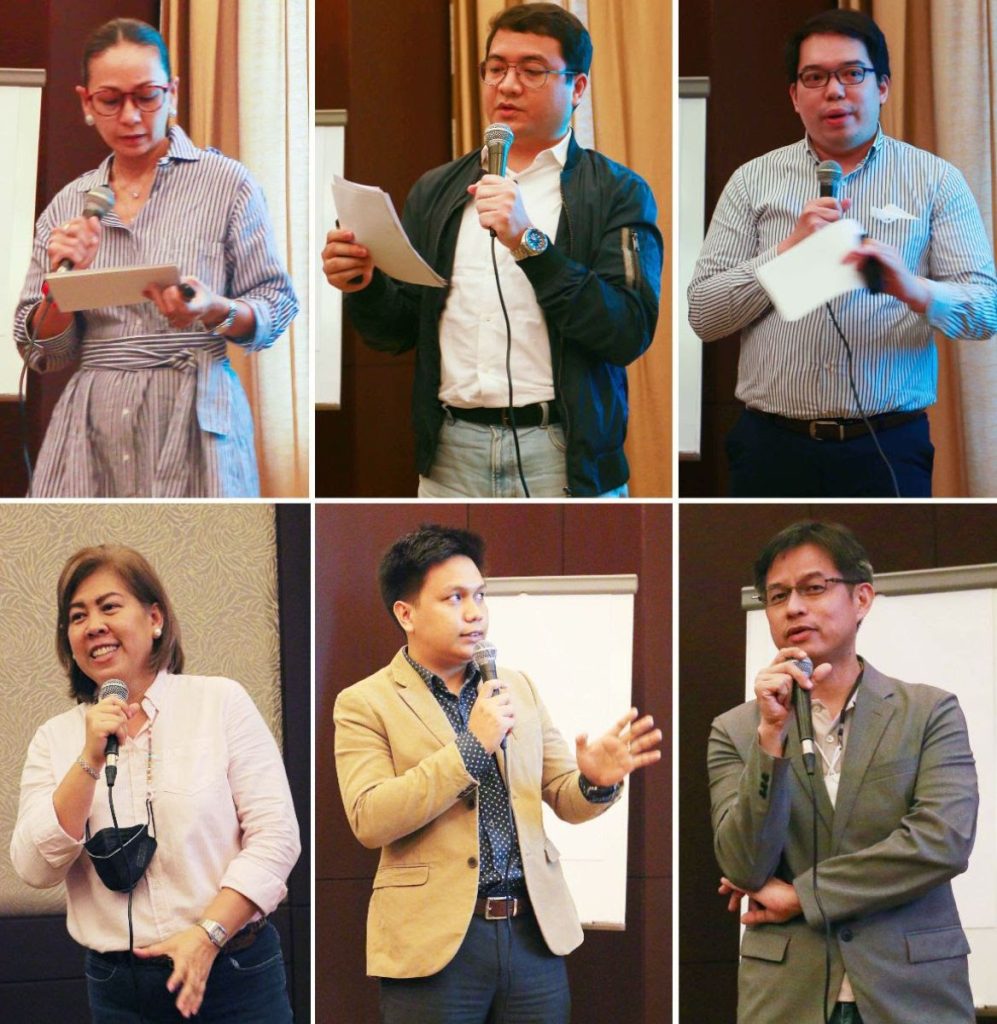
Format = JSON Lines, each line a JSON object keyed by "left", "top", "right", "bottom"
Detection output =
{"left": 511, "top": 226, "right": 549, "bottom": 261}
{"left": 197, "top": 918, "right": 228, "bottom": 948}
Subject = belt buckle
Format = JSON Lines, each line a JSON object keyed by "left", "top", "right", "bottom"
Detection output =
{"left": 485, "top": 897, "right": 515, "bottom": 920}
{"left": 810, "top": 419, "right": 844, "bottom": 442}
{"left": 499, "top": 408, "right": 512, "bottom": 428}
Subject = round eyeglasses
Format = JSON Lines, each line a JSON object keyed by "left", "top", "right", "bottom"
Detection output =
{"left": 479, "top": 58, "right": 577, "bottom": 90}
{"left": 797, "top": 65, "right": 876, "bottom": 89}
{"left": 87, "top": 84, "right": 171, "bottom": 117}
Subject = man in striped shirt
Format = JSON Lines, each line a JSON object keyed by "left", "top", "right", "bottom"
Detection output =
{"left": 689, "top": 9, "right": 997, "bottom": 497}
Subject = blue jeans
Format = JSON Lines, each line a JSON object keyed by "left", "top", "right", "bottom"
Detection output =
{"left": 726, "top": 408, "right": 933, "bottom": 497}
{"left": 379, "top": 913, "right": 570, "bottom": 1024}
{"left": 419, "top": 414, "right": 628, "bottom": 498}
{"left": 85, "top": 923, "right": 293, "bottom": 1023}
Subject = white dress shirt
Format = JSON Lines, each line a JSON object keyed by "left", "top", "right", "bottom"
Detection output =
{"left": 11, "top": 672, "right": 300, "bottom": 952}
{"left": 437, "top": 131, "right": 571, "bottom": 408}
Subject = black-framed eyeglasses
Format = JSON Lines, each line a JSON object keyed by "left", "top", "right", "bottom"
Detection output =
{"left": 87, "top": 84, "right": 171, "bottom": 117}
{"left": 755, "top": 576, "right": 866, "bottom": 607}
{"left": 479, "top": 58, "right": 577, "bottom": 90}
{"left": 797, "top": 64, "right": 876, "bottom": 89}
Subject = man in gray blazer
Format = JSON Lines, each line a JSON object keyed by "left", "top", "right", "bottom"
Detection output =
{"left": 708, "top": 521, "right": 978, "bottom": 1024}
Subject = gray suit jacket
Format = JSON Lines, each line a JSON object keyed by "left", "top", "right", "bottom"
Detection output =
{"left": 708, "top": 662, "right": 978, "bottom": 1024}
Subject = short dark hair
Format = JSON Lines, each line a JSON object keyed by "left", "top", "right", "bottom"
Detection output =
{"left": 485, "top": 2, "right": 593, "bottom": 75}
{"left": 378, "top": 525, "right": 486, "bottom": 617}
{"left": 753, "top": 521, "right": 874, "bottom": 597}
{"left": 785, "top": 9, "right": 890, "bottom": 85}
{"left": 57, "top": 544, "right": 184, "bottom": 703}
{"left": 82, "top": 18, "right": 172, "bottom": 85}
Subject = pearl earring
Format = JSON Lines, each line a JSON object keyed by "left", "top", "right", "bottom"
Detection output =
{"left": 153, "top": 627, "right": 162, "bottom": 639}
{"left": 85, "top": 114, "right": 95, "bottom": 126}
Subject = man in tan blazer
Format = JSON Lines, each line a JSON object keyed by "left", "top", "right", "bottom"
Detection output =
{"left": 709, "top": 521, "right": 978, "bottom": 1024}
{"left": 335, "top": 523, "right": 661, "bottom": 1023}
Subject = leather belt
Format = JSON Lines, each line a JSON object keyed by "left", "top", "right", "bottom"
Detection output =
{"left": 92, "top": 918, "right": 268, "bottom": 964}
{"left": 755, "top": 408, "right": 923, "bottom": 442}
{"left": 446, "top": 402, "right": 559, "bottom": 428}
{"left": 474, "top": 895, "right": 531, "bottom": 920}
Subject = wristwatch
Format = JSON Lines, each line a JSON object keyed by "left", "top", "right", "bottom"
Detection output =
{"left": 197, "top": 918, "right": 228, "bottom": 948}
{"left": 211, "top": 298, "right": 238, "bottom": 335}
{"left": 510, "top": 226, "right": 549, "bottom": 261}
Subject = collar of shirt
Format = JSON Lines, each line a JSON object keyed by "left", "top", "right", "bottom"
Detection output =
{"left": 402, "top": 647, "right": 480, "bottom": 696}
{"left": 802, "top": 125, "right": 885, "bottom": 176}
{"left": 478, "top": 127, "right": 572, "bottom": 178}
{"left": 77, "top": 124, "right": 203, "bottom": 194}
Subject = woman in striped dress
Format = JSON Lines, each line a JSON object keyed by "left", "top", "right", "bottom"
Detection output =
{"left": 14, "top": 19, "right": 298, "bottom": 497}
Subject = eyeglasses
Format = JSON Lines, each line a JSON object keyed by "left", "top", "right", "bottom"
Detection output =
{"left": 755, "top": 576, "right": 866, "bottom": 607}
{"left": 479, "top": 58, "right": 577, "bottom": 90}
{"left": 797, "top": 64, "right": 877, "bottom": 89}
{"left": 87, "top": 84, "right": 171, "bottom": 117}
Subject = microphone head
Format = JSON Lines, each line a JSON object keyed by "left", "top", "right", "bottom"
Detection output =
{"left": 483, "top": 122, "right": 514, "bottom": 177}
{"left": 816, "top": 160, "right": 842, "bottom": 197}
{"left": 98, "top": 678, "right": 129, "bottom": 703}
{"left": 793, "top": 656, "right": 814, "bottom": 678}
{"left": 471, "top": 641, "right": 498, "bottom": 681}
{"left": 83, "top": 184, "right": 115, "bottom": 221}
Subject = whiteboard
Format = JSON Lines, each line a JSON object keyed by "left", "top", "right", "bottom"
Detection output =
{"left": 0, "top": 70, "right": 45, "bottom": 397}
{"left": 678, "top": 78, "right": 709, "bottom": 459}
{"left": 743, "top": 565, "right": 997, "bottom": 1007}
{"left": 486, "top": 574, "right": 637, "bottom": 929}
{"left": 315, "top": 111, "right": 345, "bottom": 409}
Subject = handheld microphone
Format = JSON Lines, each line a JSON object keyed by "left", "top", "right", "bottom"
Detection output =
{"left": 97, "top": 678, "right": 129, "bottom": 787}
{"left": 484, "top": 122, "right": 514, "bottom": 177}
{"left": 57, "top": 185, "right": 115, "bottom": 272}
{"left": 792, "top": 657, "right": 816, "bottom": 776}
{"left": 816, "top": 159, "right": 842, "bottom": 199}
{"left": 471, "top": 640, "right": 507, "bottom": 750}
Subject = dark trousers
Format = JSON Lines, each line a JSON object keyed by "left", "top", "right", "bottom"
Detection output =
{"left": 379, "top": 913, "right": 570, "bottom": 1024}
{"left": 85, "top": 923, "right": 293, "bottom": 1023}
{"left": 726, "top": 408, "right": 933, "bottom": 497}
{"left": 830, "top": 1002, "right": 864, "bottom": 1024}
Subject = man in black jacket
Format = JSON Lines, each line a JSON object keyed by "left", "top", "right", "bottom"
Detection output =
{"left": 323, "top": 3, "right": 662, "bottom": 497}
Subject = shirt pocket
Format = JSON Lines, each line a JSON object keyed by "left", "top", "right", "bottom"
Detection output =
{"left": 157, "top": 742, "right": 228, "bottom": 795}
{"left": 146, "top": 239, "right": 227, "bottom": 292}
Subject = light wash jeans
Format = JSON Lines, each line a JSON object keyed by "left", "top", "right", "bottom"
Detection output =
{"left": 418, "top": 414, "right": 628, "bottom": 498}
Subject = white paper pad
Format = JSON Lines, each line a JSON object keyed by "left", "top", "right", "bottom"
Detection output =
{"left": 331, "top": 175, "right": 447, "bottom": 287}
{"left": 44, "top": 263, "right": 180, "bottom": 312}
{"left": 756, "top": 218, "right": 866, "bottom": 321}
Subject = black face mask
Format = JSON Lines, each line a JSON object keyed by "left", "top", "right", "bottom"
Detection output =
{"left": 84, "top": 799, "right": 157, "bottom": 893}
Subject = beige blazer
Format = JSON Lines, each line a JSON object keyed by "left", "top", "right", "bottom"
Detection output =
{"left": 708, "top": 662, "right": 978, "bottom": 1024}
{"left": 334, "top": 648, "right": 617, "bottom": 978}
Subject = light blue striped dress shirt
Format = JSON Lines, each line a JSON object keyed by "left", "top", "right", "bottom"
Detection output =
{"left": 688, "top": 131, "right": 997, "bottom": 419}
{"left": 14, "top": 126, "right": 298, "bottom": 497}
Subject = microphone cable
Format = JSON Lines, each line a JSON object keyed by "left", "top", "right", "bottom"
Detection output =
{"left": 796, "top": 705, "right": 833, "bottom": 1024}
{"left": 823, "top": 302, "right": 901, "bottom": 498}
{"left": 490, "top": 236, "right": 530, "bottom": 497}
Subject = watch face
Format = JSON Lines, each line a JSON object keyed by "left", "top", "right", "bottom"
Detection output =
{"left": 525, "top": 228, "right": 546, "bottom": 253}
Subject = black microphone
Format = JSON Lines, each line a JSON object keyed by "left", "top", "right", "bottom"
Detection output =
{"left": 57, "top": 185, "right": 115, "bottom": 272}
{"left": 471, "top": 640, "right": 508, "bottom": 750}
{"left": 792, "top": 657, "right": 816, "bottom": 776}
{"left": 98, "top": 678, "right": 129, "bottom": 787}
{"left": 484, "top": 122, "right": 514, "bottom": 177}
{"left": 816, "top": 159, "right": 841, "bottom": 199}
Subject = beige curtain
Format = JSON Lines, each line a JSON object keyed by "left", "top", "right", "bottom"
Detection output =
{"left": 161, "top": 0, "right": 309, "bottom": 497}
{"left": 842, "top": 0, "right": 997, "bottom": 496}
{"left": 450, "top": 0, "right": 671, "bottom": 495}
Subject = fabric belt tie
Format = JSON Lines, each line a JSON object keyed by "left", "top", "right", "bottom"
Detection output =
{"left": 473, "top": 895, "right": 532, "bottom": 920}
{"left": 754, "top": 408, "right": 923, "bottom": 442}
{"left": 79, "top": 333, "right": 231, "bottom": 436}
{"left": 91, "top": 918, "right": 269, "bottom": 964}
{"left": 446, "top": 401, "right": 559, "bottom": 428}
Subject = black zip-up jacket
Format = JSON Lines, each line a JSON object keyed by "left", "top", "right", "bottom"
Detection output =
{"left": 344, "top": 135, "right": 662, "bottom": 495}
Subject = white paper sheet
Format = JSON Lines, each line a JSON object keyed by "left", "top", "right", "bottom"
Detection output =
{"left": 44, "top": 263, "right": 180, "bottom": 312}
{"left": 755, "top": 218, "right": 866, "bottom": 321}
{"left": 331, "top": 175, "right": 447, "bottom": 287}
